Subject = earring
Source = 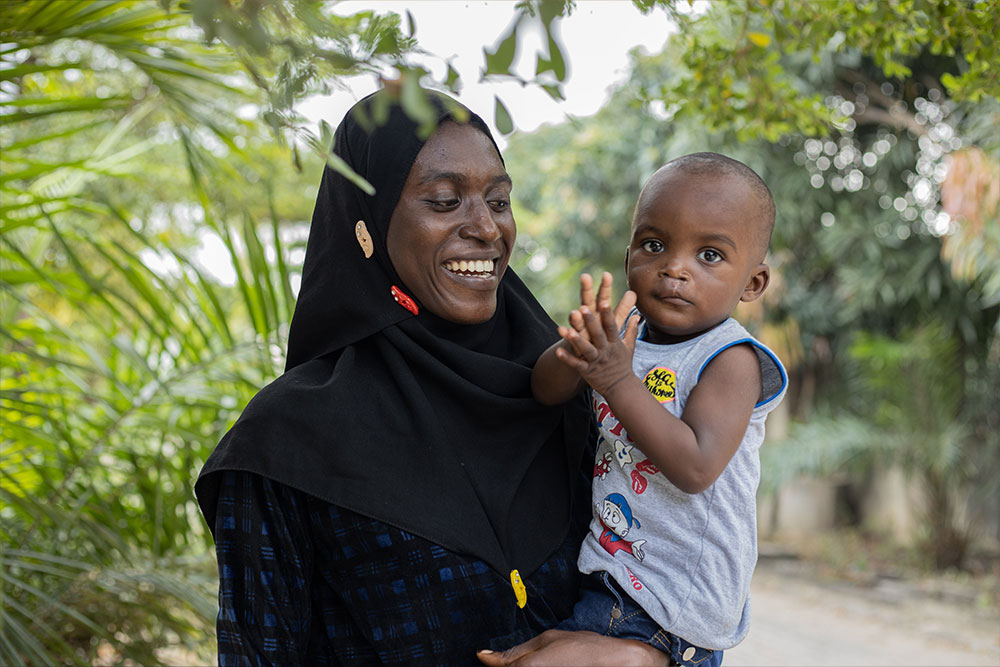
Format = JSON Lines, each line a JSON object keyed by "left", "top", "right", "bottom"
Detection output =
{"left": 355, "top": 220, "right": 374, "bottom": 258}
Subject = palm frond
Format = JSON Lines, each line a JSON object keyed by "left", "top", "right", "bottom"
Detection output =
{"left": 1, "top": 2, "right": 307, "bottom": 661}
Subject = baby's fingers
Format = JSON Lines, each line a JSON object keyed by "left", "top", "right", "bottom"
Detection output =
{"left": 598, "top": 303, "right": 621, "bottom": 341}
{"left": 558, "top": 325, "right": 595, "bottom": 360}
{"left": 596, "top": 272, "right": 614, "bottom": 311}
{"left": 613, "top": 290, "right": 637, "bottom": 330}
{"left": 622, "top": 313, "right": 640, "bottom": 353}
{"left": 554, "top": 345, "right": 590, "bottom": 373}
{"left": 579, "top": 306, "right": 609, "bottom": 346}
{"left": 579, "top": 273, "right": 596, "bottom": 312}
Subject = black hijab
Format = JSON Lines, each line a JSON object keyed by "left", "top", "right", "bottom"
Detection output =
{"left": 196, "top": 88, "right": 591, "bottom": 577}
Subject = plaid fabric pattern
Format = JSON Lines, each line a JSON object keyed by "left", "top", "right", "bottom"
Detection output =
{"left": 213, "top": 470, "right": 581, "bottom": 665}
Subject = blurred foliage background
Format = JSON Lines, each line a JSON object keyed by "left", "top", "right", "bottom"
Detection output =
{"left": 1, "top": 0, "right": 998, "bottom": 663}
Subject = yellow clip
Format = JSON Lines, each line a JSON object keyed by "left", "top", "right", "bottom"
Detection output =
{"left": 510, "top": 569, "right": 527, "bottom": 608}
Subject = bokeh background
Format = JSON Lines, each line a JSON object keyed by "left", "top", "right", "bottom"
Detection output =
{"left": 2, "top": 1, "right": 998, "bottom": 664}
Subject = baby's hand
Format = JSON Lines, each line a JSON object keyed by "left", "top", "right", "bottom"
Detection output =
{"left": 563, "top": 272, "right": 638, "bottom": 349}
{"left": 555, "top": 298, "right": 639, "bottom": 397}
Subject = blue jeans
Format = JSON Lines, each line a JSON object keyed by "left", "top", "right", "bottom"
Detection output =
{"left": 558, "top": 572, "right": 723, "bottom": 667}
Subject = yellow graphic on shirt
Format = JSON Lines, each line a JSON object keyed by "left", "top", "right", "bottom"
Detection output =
{"left": 643, "top": 367, "right": 677, "bottom": 403}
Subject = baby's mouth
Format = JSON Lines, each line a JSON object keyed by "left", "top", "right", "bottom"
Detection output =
{"left": 444, "top": 258, "right": 495, "bottom": 278}
{"left": 658, "top": 283, "right": 690, "bottom": 304}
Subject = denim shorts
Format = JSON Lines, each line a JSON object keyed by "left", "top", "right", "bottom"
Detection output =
{"left": 557, "top": 572, "right": 723, "bottom": 667}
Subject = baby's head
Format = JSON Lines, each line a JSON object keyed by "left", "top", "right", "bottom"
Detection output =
{"left": 626, "top": 152, "right": 775, "bottom": 345}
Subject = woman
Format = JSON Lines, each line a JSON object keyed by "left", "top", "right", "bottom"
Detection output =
{"left": 196, "top": 88, "right": 665, "bottom": 665}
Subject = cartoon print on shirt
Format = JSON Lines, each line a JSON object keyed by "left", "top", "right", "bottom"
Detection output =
{"left": 594, "top": 415, "right": 658, "bottom": 493}
{"left": 613, "top": 439, "right": 634, "bottom": 468}
{"left": 594, "top": 451, "right": 614, "bottom": 480}
{"left": 629, "top": 458, "right": 660, "bottom": 495}
{"left": 596, "top": 492, "right": 646, "bottom": 561}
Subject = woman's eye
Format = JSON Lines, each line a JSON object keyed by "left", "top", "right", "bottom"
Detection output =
{"left": 698, "top": 248, "right": 723, "bottom": 263}
{"left": 428, "top": 198, "right": 459, "bottom": 209}
{"left": 489, "top": 199, "right": 510, "bottom": 211}
{"left": 640, "top": 240, "right": 663, "bottom": 253}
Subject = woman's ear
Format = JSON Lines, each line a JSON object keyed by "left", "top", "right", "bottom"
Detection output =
{"left": 740, "top": 263, "right": 770, "bottom": 303}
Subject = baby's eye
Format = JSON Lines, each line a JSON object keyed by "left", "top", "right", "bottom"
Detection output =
{"left": 640, "top": 239, "right": 663, "bottom": 253}
{"left": 698, "top": 248, "right": 723, "bottom": 263}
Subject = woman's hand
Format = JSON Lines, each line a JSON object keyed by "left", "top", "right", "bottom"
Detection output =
{"left": 477, "top": 629, "right": 669, "bottom": 666}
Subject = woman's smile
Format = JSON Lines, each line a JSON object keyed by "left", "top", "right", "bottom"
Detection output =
{"left": 442, "top": 257, "right": 498, "bottom": 280}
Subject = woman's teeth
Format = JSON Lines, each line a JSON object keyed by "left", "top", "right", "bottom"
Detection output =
{"left": 445, "top": 259, "right": 494, "bottom": 276}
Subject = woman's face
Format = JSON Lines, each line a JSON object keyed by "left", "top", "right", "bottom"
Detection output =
{"left": 387, "top": 121, "right": 515, "bottom": 324}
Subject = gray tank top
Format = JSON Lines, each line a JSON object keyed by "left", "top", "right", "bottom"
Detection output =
{"left": 577, "top": 316, "right": 786, "bottom": 650}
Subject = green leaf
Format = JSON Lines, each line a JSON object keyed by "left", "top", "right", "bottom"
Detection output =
{"left": 326, "top": 150, "right": 375, "bottom": 195}
{"left": 401, "top": 71, "right": 439, "bottom": 138}
{"left": 445, "top": 62, "right": 461, "bottom": 93}
{"left": 484, "top": 23, "right": 519, "bottom": 75}
{"left": 539, "top": 82, "right": 565, "bottom": 101}
{"left": 545, "top": 34, "right": 566, "bottom": 82}
{"left": 494, "top": 95, "right": 514, "bottom": 135}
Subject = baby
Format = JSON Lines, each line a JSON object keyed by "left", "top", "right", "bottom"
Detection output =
{"left": 531, "top": 152, "right": 788, "bottom": 667}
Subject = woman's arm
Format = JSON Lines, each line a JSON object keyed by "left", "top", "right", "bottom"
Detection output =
{"left": 213, "top": 470, "right": 315, "bottom": 663}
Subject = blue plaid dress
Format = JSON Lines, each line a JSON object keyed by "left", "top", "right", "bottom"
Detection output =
{"left": 213, "top": 470, "right": 583, "bottom": 665}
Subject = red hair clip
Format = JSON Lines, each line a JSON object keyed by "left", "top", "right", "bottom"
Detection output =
{"left": 390, "top": 285, "right": 419, "bottom": 315}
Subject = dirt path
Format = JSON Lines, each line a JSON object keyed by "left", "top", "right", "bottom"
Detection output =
{"left": 725, "top": 557, "right": 1000, "bottom": 667}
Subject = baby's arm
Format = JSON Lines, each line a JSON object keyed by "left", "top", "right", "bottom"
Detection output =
{"left": 531, "top": 273, "right": 637, "bottom": 406}
{"left": 532, "top": 338, "right": 587, "bottom": 405}
{"left": 562, "top": 304, "right": 761, "bottom": 494}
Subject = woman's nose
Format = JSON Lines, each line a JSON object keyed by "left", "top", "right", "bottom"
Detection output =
{"left": 459, "top": 198, "right": 502, "bottom": 242}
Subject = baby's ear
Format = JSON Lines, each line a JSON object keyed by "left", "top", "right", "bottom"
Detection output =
{"left": 740, "top": 263, "right": 770, "bottom": 303}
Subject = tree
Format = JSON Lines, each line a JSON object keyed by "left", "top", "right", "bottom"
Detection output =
{"left": 1, "top": 1, "right": 336, "bottom": 662}
{"left": 760, "top": 325, "right": 1000, "bottom": 570}
{"left": 639, "top": 0, "right": 1000, "bottom": 140}
{"left": 503, "top": 1, "right": 999, "bottom": 569}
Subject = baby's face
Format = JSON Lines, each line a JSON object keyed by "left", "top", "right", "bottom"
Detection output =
{"left": 626, "top": 171, "right": 769, "bottom": 345}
